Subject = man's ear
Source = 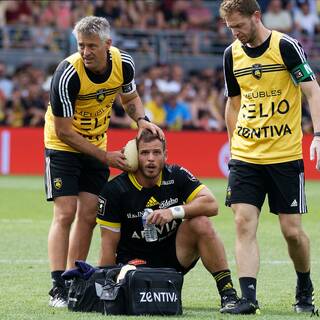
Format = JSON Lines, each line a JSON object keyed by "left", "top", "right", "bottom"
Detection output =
{"left": 105, "top": 38, "right": 112, "bottom": 49}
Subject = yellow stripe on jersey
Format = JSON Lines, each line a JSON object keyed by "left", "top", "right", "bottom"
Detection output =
{"left": 129, "top": 172, "right": 163, "bottom": 190}
{"left": 96, "top": 218, "right": 121, "bottom": 228}
{"left": 44, "top": 46, "right": 124, "bottom": 152}
{"left": 231, "top": 31, "right": 303, "bottom": 164}
{"left": 186, "top": 185, "right": 205, "bottom": 203}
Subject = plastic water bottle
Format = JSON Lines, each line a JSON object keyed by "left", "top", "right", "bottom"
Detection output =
{"left": 142, "top": 208, "right": 158, "bottom": 242}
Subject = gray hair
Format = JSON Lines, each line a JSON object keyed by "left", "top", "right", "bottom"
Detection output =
{"left": 73, "top": 16, "right": 111, "bottom": 42}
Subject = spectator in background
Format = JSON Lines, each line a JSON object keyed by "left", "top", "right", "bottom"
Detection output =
{"left": 23, "top": 83, "right": 46, "bottom": 127}
{"left": 294, "top": 0, "right": 320, "bottom": 36}
{"left": 0, "top": 89, "right": 6, "bottom": 124}
{"left": 5, "top": 88, "right": 26, "bottom": 127}
{"left": 190, "top": 87, "right": 225, "bottom": 131}
{"left": 161, "top": 0, "right": 188, "bottom": 30}
{"left": 94, "top": 0, "right": 123, "bottom": 28}
{"left": 186, "top": 0, "right": 213, "bottom": 54}
{"left": 164, "top": 93, "right": 192, "bottom": 130}
{"left": 263, "top": 0, "right": 293, "bottom": 33}
{"left": 0, "top": 61, "right": 13, "bottom": 99}
{"left": 144, "top": 88, "right": 166, "bottom": 128}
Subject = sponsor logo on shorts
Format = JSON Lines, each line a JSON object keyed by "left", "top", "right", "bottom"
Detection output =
{"left": 97, "top": 196, "right": 107, "bottom": 215}
{"left": 53, "top": 178, "right": 62, "bottom": 190}
{"left": 226, "top": 186, "right": 231, "bottom": 199}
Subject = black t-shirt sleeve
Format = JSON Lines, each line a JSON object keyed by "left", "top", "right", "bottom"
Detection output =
{"left": 173, "top": 165, "right": 202, "bottom": 202}
{"left": 279, "top": 35, "right": 315, "bottom": 81}
{"left": 120, "top": 50, "right": 137, "bottom": 94}
{"left": 97, "top": 182, "right": 122, "bottom": 224}
{"left": 49, "top": 60, "right": 80, "bottom": 117}
{"left": 223, "top": 45, "right": 241, "bottom": 97}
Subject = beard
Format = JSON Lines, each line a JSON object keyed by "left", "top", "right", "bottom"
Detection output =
{"left": 242, "top": 21, "right": 258, "bottom": 45}
{"left": 139, "top": 162, "right": 165, "bottom": 180}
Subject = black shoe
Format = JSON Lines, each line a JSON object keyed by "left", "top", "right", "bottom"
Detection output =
{"left": 48, "top": 286, "right": 68, "bottom": 308}
{"left": 220, "top": 288, "right": 239, "bottom": 310}
{"left": 220, "top": 297, "right": 260, "bottom": 315}
{"left": 293, "top": 285, "right": 315, "bottom": 313}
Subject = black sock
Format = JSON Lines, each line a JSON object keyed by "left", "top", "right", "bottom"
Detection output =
{"left": 239, "top": 277, "right": 256, "bottom": 302}
{"left": 212, "top": 269, "right": 233, "bottom": 294}
{"left": 51, "top": 270, "right": 65, "bottom": 288}
{"left": 296, "top": 270, "right": 312, "bottom": 290}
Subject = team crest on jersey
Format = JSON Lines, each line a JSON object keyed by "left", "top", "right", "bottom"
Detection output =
{"left": 252, "top": 64, "right": 262, "bottom": 79}
{"left": 96, "top": 89, "right": 107, "bottom": 103}
{"left": 53, "top": 178, "right": 62, "bottom": 190}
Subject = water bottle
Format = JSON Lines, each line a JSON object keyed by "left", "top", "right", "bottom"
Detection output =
{"left": 142, "top": 208, "right": 158, "bottom": 242}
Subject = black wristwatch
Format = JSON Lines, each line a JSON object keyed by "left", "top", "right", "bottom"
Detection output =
{"left": 314, "top": 132, "right": 320, "bottom": 137}
{"left": 137, "top": 115, "right": 150, "bottom": 124}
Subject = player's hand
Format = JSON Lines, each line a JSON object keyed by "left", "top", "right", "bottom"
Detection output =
{"left": 310, "top": 136, "right": 320, "bottom": 171}
{"left": 147, "top": 209, "right": 174, "bottom": 226}
{"left": 137, "top": 120, "right": 165, "bottom": 140}
{"left": 106, "top": 151, "right": 132, "bottom": 171}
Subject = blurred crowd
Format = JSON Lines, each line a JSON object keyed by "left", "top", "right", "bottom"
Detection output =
{"left": 0, "top": 0, "right": 318, "bottom": 132}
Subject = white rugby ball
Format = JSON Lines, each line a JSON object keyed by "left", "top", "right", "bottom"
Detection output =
{"left": 124, "top": 139, "right": 138, "bottom": 171}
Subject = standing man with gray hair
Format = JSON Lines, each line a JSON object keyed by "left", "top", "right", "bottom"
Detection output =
{"left": 219, "top": 0, "right": 320, "bottom": 315}
{"left": 44, "top": 16, "right": 163, "bottom": 307}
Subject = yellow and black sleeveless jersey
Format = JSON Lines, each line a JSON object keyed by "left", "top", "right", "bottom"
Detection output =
{"left": 96, "top": 164, "right": 205, "bottom": 259}
{"left": 223, "top": 31, "right": 316, "bottom": 164}
{"left": 44, "top": 46, "right": 136, "bottom": 152}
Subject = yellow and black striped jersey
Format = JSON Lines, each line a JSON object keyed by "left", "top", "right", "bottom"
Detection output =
{"left": 96, "top": 164, "right": 204, "bottom": 260}
{"left": 223, "top": 31, "right": 315, "bottom": 164}
{"left": 44, "top": 46, "right": 136, "bottom": 152}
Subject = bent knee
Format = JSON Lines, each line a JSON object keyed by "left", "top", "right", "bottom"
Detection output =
{"left": 188, "top": 216, "right": 215, "bottom": 237}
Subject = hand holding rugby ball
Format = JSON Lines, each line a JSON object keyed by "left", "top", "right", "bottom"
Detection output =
{"left": 124, "top": 139, "right": 138, "bottom": 172}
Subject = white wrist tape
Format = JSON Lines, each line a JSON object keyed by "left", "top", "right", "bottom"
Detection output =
{"left": 170, "top": 206, "right": 185, "bottom": 219}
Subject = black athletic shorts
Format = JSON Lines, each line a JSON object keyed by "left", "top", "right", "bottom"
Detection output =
{"left": 116, "top": 235, "right": 199, "bottom": 275}
{"left": 225, "top": 159, "right": 307, "bottom": 214}
{"left": 45, "top": 148, "right": 110, "bottom": 201}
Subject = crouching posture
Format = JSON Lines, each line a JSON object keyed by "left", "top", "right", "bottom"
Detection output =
{"left": 96, "top": 129, "right": 238, "bottom": 311}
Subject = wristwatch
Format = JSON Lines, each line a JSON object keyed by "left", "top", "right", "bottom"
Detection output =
{"left": 137, "top": 115, "right": 150, "bottom": 124}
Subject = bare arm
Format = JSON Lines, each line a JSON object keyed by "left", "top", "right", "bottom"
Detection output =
{"left": 120, "top": 91, "right": 164, "bottom": 139}
{"left": 54, "top": 116, "right": 130, "bottom": 170}
{"left": 98, "top": 227, "right": 121, "bottom": 266}
{"left": 225, "top": 95, "right": 241, "bottom": 142}
{"left": 149, "top": 186, "right": 219, "bottom": 226}
{"left": 301, "top": 80, "right": 320, "bottom": 170}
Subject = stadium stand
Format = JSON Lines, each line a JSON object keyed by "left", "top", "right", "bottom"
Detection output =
{"left": 0, "top": 0, "right": 317, "bottom": 132}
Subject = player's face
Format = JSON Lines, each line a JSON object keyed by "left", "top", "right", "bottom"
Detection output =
{"left": 138, "top": 140, "right": 166, "bottom": 180}
{"left": 224, "top": 11, "right": 259, "bottom": 45}
{"left": 77, "top": 33, "right": 111, "bottom": 74}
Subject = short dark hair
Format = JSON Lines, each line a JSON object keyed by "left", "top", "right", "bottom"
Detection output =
{"left": 220, "top": 0, "right": 261, "bottom": 18}
{"left": 136, "top": 129, "right": 166, "bottom": 151}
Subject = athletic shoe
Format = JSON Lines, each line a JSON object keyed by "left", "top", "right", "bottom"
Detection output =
{"left": 220, "top": 297, "right": 260, "bottom": 315}
{"left": 49, "top": 286, "right": 68, "bottom": 308}
{"left": 220, "top": 288, "right": 239, "bottom": 310}
{"left": 293, "top": 285, "right": 315, "bottom": 313}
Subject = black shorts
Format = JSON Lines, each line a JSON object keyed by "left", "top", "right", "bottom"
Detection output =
{"left": 116, "top": 235, "right": 199, "bottom": 275}
{"left": 45, "top": 148, "right": 110, "bottom": 201}
{"left": 225, "top": 159, "right": 307, "bottom": 214}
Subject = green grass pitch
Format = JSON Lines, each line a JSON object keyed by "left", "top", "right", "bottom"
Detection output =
{"left": 0, "top": 176, "right": 319, "bottom": 319}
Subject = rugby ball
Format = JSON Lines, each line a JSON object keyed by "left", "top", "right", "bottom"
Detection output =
{"left": 124, "top": 139, "right": 138, "bottom": 171}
